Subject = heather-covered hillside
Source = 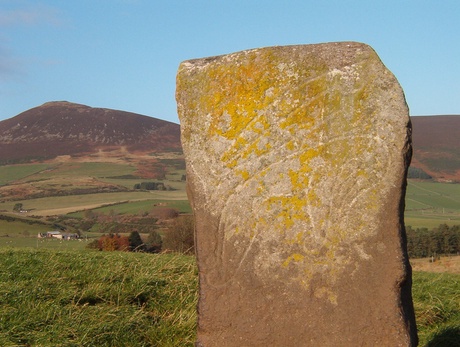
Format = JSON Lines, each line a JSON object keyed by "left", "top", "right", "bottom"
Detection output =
{"left": 411, "top": 115, "right": 460, "bottom": 182}
{"left": 0, "top": 101, "right": 181, "bottom": 164}
{"left": 1, "top": 104, "right": 458, "bottom": 182}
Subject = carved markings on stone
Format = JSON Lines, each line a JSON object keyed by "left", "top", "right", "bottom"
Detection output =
{"left": 177, "top": 42, "right": 417, "bottom": 346}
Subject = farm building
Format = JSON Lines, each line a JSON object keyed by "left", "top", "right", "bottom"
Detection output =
{"left": 38, "top": 231, "right": 79, "bottom": 240}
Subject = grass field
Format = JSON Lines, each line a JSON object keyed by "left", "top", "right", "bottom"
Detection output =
{"left": 0, "top": 219, "right": 50, "bottom": 236}
{"left": 76, "top": 199, "right": 192, "bottom": 216}
{"left": 1, "top": 190, "right": 188, "bottom": 217}
{"left": 0, "top": 248, "right": 457, "bottom": 346}
{"left": 412, "top": 270, "right": 460, "bottom": 346}
{"left": 2, "top": 162, "right": 460, "bottom": 227}
{"left": 27, "top": 162, "right": 137, "bottom": 180}
{"left": 405, "top": 180, "right": 460, "bottom": 228}
{"left": 0, "top": 159, "right": 188, "bottom": 217}
{"left": 0, "top": 237, "right": 91, "bottom": 250}
{"left": 0, "top": 217, "right": 100, "bottom": 250}
{"left": 0, "top": 163, "right": 54, "bottom": 186}
{"left": 411, "top": 256, "right": 460, "bottom": 346}
{"left": 1, "top": 163, "right": 459, "bottom": 345}
{"left": 411, "top": 255, "right": 460, "bottom": 274}
{"left": 0, "top": 249, "right": 197, "bottom": 346}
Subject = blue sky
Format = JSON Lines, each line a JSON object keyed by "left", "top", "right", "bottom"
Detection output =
{"left": 1, "top": 0, "right": 459, "bottom": 123}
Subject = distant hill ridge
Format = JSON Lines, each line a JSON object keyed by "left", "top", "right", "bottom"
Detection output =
{"left": 0, "top": 101, "right": 181, "bottom": 163}
{"left": 410, "top": 115, "right": 460, "bottom": 182}
{"left": 0, "top": 103, "right": 458, "bottom": 182}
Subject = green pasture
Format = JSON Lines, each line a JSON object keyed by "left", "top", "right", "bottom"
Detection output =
{"left": 405, "top": 180, "right": 460, "bottom": 228}
{"left": 0, "top": 163, "right": 53, "bottom": 186}
{"left": 1, "top": 190, "right": 187, "bottom": 215}
{"left": 159, "top": 176, "right": 187, "bottom": 190}
{"left": 0, "top": 249, "right": 197, "bottom": 346}
{"left": 102, "top": 176, "right": 186, "bottom": 191}
{"left": 3, "top": 161, "right": 460, "bottom": 232}
{"left": 165, "top": 170, "right": 186, "bottom": 180}
{"left": 36, "top": 162, "right": 137, "bottom": 179}
{"left": 98, "top": 177, "right": 146, "bottom": 189}
{"left": 37, "top": 162, "right": 185, "bottom": 187}
{"left": 0, "top": 160, "right": 184, "bottom": 183}
{"left": 0, "top": 219, "right": 50, "bottom": 237}
{"left": 70, "top": 199, "right": 191, "bottom": 217}
{"left": 405, "top": 213, "right": 460, "bottom": 230}
{"left": 412, "top": 271, "right": 460, "bottom": 346}
{"left": 0, "top": 218, "right": 99, "bottom": 250}
{"left": 0, "top": 237, "right": 91, "bottom": 250}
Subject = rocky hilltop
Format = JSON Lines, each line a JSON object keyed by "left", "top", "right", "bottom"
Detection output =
{"left": 0, "top": 101, "right": 181, "bottom": 164}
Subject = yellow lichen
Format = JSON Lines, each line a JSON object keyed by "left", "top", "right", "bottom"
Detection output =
{"left": 283, "top": 253, "right": 305, "bottom": 267}
{"left": 177, "top": 46, "right": 395, "bottom": 302}
{"left": 237, "top": 170, "right": 250, "bottom": 181}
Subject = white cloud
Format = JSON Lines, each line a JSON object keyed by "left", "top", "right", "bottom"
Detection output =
{"left": 0, "top": 4, "right": 63, "bottom": 27}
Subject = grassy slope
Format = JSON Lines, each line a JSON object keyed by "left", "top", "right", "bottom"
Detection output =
{"left": 411, "top": 256, "right": 460, "bottom": 346}
{"left": 0, "top": 161, "right": 188, "bottom": 217}
{"left": 0, "top": 163, "right": 53, "bottom": 186}
{"left": 2, "top": 162, "right": 460, "bottom": 229}
{"left": 0, "top": 219, "right": 51, "bottom": 236}
{"left": 80, "top": 199, "right": 192, "bottom": 215}
{"left": 1, "top": 191, "right": 187, "bottom": 216}
{"left": 0, "top": 249, "right": 458, "bottom": 346}
{"left": 0, "top": 249, "right": 197, "bottom": 347}
{"left": 405, "top": 180, "right": 460, "bottom": 228}
{"left": 0, "top": 236, "right": 91, "bottom": 250}
{"left": 412, "top": 271, "right": 460, "bottom": 346}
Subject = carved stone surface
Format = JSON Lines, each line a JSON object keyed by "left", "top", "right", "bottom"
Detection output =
{"left": 176, "top": 42, "right": 417, "bottom": 346}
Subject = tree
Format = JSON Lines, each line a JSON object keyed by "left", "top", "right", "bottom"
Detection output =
{"left": 13, "top": 203, "right": 23, "bottom": 212}
{"left": 83, "top": 210, "right": 96, "bottom": 220}
{"left": 163, "top": 215, "right": 195, "bottom": 254}
{"left": 128, "top": 231, "right": 145, "bottom": 252}
{"left": 151, "top": 207, "right": 179, "bottom": 220}
{"left": 116, "top": 234, "right": 130, "bottom": 251}
{"left": 145, "top": 231, "right": 162, "bottom": 253}
{"left": 140, "top": 182, "right": 156, "bottom": 190}
{"left": 97, "top": 234, "right": 130, "bottom": 251}
{"left": 437, "top": 224, "right": 452, "bottom": 255}
{"left": 406, "top": 224, "right": 460, "bottom": 258}
{"left": 99, "top": 235, "right": 118, "bottom": 251}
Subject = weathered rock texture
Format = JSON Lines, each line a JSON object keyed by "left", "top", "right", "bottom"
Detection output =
{"left": 176, "top": 42, "right": 417, "bottom": 346}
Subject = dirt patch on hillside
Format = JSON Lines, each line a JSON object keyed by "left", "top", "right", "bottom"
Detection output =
{"left": 52, "top": 148, "right": 153, "bottom": 164}
{"left": 410, "top": 255, "right": 460, "bottom": 274}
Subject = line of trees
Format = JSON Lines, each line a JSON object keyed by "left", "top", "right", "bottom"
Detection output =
{"left": 133, "top": 182, "right": 173, "bottom": 191}
{"left": 87, "top": 215, "right": 195, "bottom": 255}
{"left": 406, "top": 224, "right": 460, "bottom": 258}
{"left": 88, "top": 230, "right": 163, "bottom": 253}
{"left": 407, "top": 167, "right": 432, "bottom": 180}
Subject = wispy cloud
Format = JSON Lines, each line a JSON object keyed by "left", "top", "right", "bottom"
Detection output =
{"left": 0, "top": 3, "right": 65, "bottom": 81}
{"left": 0, "top": 42, "right": 22, "bottom": 81}
{"left": 0, "top": 4, "right": 63, "bottom": 27}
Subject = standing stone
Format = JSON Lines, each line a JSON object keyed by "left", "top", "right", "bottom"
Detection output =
{"left": 176, "top": 42, "right": 417, "bottom": 346}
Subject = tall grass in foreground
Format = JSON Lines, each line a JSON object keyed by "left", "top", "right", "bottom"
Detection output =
{"left": 0, "top": 249, "right": 197, "bottom": 346}
{"left": 0, "top": 249, "right": 458, "bottom": 346}
{"left": 412, "top": 271, "right": 460, "bottom": 346}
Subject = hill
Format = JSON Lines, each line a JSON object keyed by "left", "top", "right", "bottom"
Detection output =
{"left": 411, "top": 115, "right": 460, "bottom": 182}
{"left": 0, "top": 101, "right": 181, "bottom": 164}
{"left": 0, "top": 104, "right": 458, "bottom": 183}
{"left": 0, "top": 102, "right": 185, "bottom": 203}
